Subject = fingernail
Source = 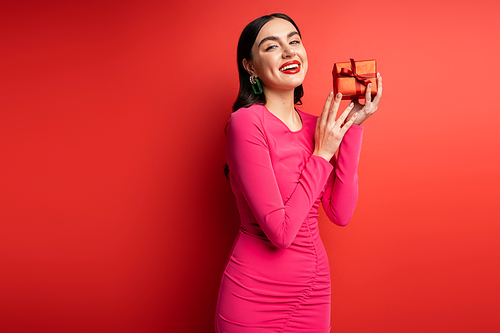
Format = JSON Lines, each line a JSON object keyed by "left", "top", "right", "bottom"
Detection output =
{"left": 377, "top": 72, "right": 380, "bottom": 78}
{"left": 337, "top": 93, "right": 342, "bottom": 98}
{"left": 349, "top": 102, "right": 354, "bottom": 107}
{"left": 329, "top": 91, "right": 333, "bottom": 97}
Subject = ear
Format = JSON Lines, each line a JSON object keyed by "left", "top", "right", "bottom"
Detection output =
{"left": 242, "top": 59, "right": 256, "bottom": 76}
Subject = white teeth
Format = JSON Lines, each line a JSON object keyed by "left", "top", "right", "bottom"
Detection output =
{"left": 280, "top": 64, "right": 299, "bottom": 71}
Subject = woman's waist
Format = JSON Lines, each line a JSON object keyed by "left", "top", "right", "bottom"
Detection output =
{"left": 240, "top": 217, "right": 323, "bottom": 246}
{"left": 227, "top": 229, "right": 329, "bottom": 281}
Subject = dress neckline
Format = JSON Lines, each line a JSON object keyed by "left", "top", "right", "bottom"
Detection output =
{"left": 263, "top": 105, "right": 304, "bottom": 134}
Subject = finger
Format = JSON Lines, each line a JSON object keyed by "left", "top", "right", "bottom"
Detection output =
{"left": 373, "top": 72, "right": 383, "bottom": 104}
{"left": 365, "top": 82, "right": 372, "bottom": 101}
{"left": 329, "top": 92, "right": 342, "bottom": 122}
{"left": 364, "top": 82, "right": 372, "bottom": 109}
{"left": 320, "top": 92, "right": 334, "bottom": 125}
{"left": 340, "top": 112, "right": 358, "bottom": 135}
{"left": 336, "top": 102, "right": 355, "bottom": 127}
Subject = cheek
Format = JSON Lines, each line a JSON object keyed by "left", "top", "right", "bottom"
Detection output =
{"left": 300, "top": 50, "right": 308, "bottom": 64}
{"left": 253, "top": 56, "right": 272, "bottom": 74}
{"left": 300, "top": 57, "right": 308, "bottom": 73}
{"left": 301, "top": 53, "right": 308, "bottom": 73}
{"left": 257, "top": 60, "right": 279, "bottom": 78}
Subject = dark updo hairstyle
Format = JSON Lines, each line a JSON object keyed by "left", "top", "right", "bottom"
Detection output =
{"left": 233, "top": 13, "right": 304, "bottom": 112}
{"left": 224, "top": 13, "right": 304, "bottom": 179}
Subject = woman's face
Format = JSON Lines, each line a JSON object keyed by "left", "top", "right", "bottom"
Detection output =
{"left": 245, "top": 18, "right": 308, "bottom": 93}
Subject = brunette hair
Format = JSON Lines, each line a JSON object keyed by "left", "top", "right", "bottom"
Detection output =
{"left": 224, "top": 13, "right": 304, "bottom": 178}
{"left": 233, "top": 13, "right": 303, "bottom": 111}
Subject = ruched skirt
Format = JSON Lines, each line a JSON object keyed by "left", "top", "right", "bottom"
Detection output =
{"left": 215, "top": 227, "right": 332, "bottom": 333}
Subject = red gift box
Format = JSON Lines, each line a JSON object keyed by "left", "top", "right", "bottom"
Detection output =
{"left": 332, "top": 58, "right": 377, "bottom": 100}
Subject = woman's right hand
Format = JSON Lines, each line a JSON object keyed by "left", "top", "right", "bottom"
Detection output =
{"left": 313, "top": 92, "right": 357, "bottom": 161}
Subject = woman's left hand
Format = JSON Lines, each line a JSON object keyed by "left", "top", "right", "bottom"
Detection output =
{"left": 346, "top": 72, "right": 383, "bottom": 125}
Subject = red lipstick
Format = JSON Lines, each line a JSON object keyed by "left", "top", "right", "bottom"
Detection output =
{"left": 279, "top": 60, "right": 301, "bottom": 74}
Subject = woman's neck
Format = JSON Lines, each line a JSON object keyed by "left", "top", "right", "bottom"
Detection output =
{"left": 264, "top": 89, "right": 302, "bottom": 131}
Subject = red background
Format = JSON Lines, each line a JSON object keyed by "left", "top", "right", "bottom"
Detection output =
{"left": 1, "top": 0, "right": 499, "bottom": 332}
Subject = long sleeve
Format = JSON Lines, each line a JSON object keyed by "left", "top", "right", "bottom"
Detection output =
{"left": 321, "top": 125, "right": 363, "bottom": 226}
{"left": 226, "top": 108, "right": 333, "bottom": 249}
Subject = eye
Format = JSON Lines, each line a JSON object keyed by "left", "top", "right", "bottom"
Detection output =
{"left": 265, "top": 44, "right": 277, "bottom": 51}
{"left": 290, "top": 40, "right": 300, "bottom": 45}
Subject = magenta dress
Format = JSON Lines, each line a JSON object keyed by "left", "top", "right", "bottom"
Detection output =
{"left": 215, "top": 104, "right": 363, "bottom": 333}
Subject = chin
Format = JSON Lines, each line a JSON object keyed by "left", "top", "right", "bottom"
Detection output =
{"left": 289, "top": 76, "right": 306, "bottom": 88}
{"left": 264, "top": 74, "right": 306, "bottom": 91}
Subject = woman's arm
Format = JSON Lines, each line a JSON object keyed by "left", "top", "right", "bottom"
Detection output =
{"left": 226, "top": 108, "right": 333, "bottom": 249}
{"left": 321, "top": 125, "right": 363, "bottom": 226}
{"left": 324, "top": 73, "right": 382, "bottom": 225}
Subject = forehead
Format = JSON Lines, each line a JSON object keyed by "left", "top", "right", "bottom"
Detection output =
{"left": 255, "top": 18, "right": 298, "bottom": 44}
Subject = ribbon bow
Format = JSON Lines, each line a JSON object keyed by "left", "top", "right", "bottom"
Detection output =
{"left": 340, "top": 58, "right": 372, "bottom": 86}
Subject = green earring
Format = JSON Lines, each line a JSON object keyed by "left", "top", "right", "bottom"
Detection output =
{"left": 250, "top": 76, "right": 263, "bottom": 95}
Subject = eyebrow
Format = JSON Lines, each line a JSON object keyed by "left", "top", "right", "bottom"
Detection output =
{"left": 258, "top": 31, "right": 299, "bottom": 47}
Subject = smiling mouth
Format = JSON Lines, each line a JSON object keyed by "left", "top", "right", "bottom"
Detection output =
{"left": 279, "top": 60, "right": 301, "bottom": 74}
{"left": 279, "top": 64, "right": 300, "bottom": 71}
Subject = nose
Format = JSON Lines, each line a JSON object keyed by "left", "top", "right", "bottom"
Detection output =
{"left": 282, "top": 45, "right": 296, "bottom": 58}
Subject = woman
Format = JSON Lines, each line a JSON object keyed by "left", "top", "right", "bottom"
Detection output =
{"left": 215, "top": 13, "right": 382, "bottom": 332}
